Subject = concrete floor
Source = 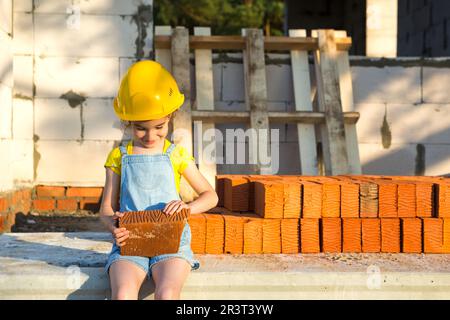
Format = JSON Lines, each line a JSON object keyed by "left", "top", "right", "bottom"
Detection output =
{"left": 1, "top": 232, "right": 450, "bottom": 299}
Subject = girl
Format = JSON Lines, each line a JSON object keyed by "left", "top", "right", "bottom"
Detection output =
{"left": 99, "top": 60, "right": 219, "bottom": 300}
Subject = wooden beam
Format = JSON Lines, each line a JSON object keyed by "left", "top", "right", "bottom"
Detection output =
{"left": 155, "top": 35, "right": 352, "bottom": 51}
{"left": 243, "top": 28, "right": 271, "bottom": 174}
{"left": 190, "top": 110, "right": 359, "bottom": 124}
{"left": 193, "top": 26, "right": 217, "bottom": 190}
{"left": 171, "top": 26, "right": 197, "bottom": 202}
{"left": 289, "top": 29, "right": 319, "bottom": 175}
{"left": 315, "top": 29, "right": 350, "bottom": 175}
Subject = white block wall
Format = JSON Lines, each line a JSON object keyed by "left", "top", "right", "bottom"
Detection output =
{"left": 0, "top": 0, "right": 14, "bottom": 192}
{"left": 10, "top": 0, "right": 154, "bottom": 188}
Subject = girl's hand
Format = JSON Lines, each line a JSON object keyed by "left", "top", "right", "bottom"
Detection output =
{"left": 163, "top": 200, "right": 190, "bottom": 216}
{"left": 111, "top": 211, "right": 129, "bottom": 247}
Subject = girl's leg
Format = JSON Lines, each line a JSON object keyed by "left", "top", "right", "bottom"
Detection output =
{"left": 109, "top": 260, "right": 148, "bottom": 300}
{"left": 151, "top": 258, "right": 191, "bottom": 300}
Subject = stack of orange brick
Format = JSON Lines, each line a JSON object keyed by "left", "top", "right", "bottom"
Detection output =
{"left": 187, "top": 174, "right": 450, "bottom": 254}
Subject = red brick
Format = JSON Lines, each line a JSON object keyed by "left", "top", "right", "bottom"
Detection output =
{"left": 36, "top": 186, "right": 66, "bottom": 198}
{"left": 342, "top": 218, "right": 361, "bottom": 252}
{"left": 397, "top": 182, "right": 416, "bottom": 218}
{"left": 254, "top": 180, "right": 284, "bottom": 219}
{"left": 381, "top": 218, "right": 401, "bottom": 253}
{"left": 300, "top": 218, "right": 320, "bottom": 253}
{"left": 57, "top": 199, "right": 78, "bottom": 211}
{"left": 33, "top": 199, "right": 55, "bottom": 212}
{"left": 262, "top": 219, "right": 281, "bottom": 254}
{"left": 243, "top": 216, "right": 263, "bottom": 254}
{"left": 223, "top": 176, "right": 250, "bottom": 212}
{"left": 79, "top": 197, "right": 101, "bottom": 212}
{"left": 416, "top": 182, "right": 433, "bottom": 218}
{"left": 224, "top": 214, "right": 244, "bottom": 254}
{"left": 282, "top": 181, "right": 302, "bottom": 219}
{"left": 66, "top": 187, "right": 103, "bottom": 198}
{"left": 204, "top": 213, "right": 224, "bottom": 254}
{"left": 361, "top": 218, "right": 380, "bottom": 253}
{"left": 340, "top": 182, "right": 359, "bottom": 218}
{"left": 321, "top": 183, "right": 341, "bottom": 218}
{"left": 301, "top": 182, "right": 322, "bottom": 218}
{"left": 321, "top": 218, "right": 342, "bottom": 252}
{"left": 437, "top": 184, "right": 450, "bottom": 218}
{"left": 281, "top": 219, "right": 300, "bottom": 253}
{"left": 215, "top": 175, "right": 227, "bottom": 207}
{"left": 401, "top": 218, "right": 422, "bottom": 253}
{"left": 188, "top": 213, "right": 206, "bottom": 254}
{"left": 359, "top": 182, "right": 378, "bottom": 218}
{"left": 0, "top": 198, "right": 9, "bottom": 212}
{"left": 423, "top": 218, "right": 443, "bottom": 253}
{"left": 378, "top": 181, "right": 397, "bottom": 218}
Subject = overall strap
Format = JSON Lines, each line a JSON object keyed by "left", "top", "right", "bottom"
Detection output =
{"left": 165, "top": 143, "right": 176, "bottom": 155}
{"left": 119, "top": 144, "right": 127, "bottom": 157}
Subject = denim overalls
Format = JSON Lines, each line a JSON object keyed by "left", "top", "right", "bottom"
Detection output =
{"left": 105, "top": 141, "right": 200, "bottom": 278}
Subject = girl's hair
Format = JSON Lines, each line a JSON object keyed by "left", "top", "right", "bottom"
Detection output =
{"left": 120, "top": 111, "right": 177, "bottom": 131}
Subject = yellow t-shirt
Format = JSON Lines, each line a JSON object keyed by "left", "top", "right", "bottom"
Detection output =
{"left": 104, "top": 139, "right": 195, "bottom": 194}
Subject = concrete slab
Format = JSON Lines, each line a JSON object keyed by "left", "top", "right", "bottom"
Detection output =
{"left": 1, "top": 232, "right": 450, "bottom": 300}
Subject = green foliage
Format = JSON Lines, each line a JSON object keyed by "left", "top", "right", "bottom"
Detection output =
{"left": 154, "top": 0, "right": 285, "bottom": 35}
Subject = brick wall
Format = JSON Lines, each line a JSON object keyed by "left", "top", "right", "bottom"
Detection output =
{"left": 199, "top": 174, "right": 450, "bottom": 254}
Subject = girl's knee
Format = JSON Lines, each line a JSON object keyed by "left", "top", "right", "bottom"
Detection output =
{"left": 112, "top": 286, "right": 139, "bottom": 300}
{"left": 154, "top": 285, "right": 181, "bottom": 300}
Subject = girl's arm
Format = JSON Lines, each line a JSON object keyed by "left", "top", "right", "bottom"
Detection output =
{"left": 99, "top": 168, "right": 121, "bottom": 233}
{"left": 181, "top": 161, "right": 219, "bottom": 214}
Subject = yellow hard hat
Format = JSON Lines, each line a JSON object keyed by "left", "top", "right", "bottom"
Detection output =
{"left": 113, "top": 60, "right": 185, "bottom": 121}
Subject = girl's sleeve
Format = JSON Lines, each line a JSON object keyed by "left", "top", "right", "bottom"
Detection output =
{"left": 104, "top": 148, "right": 121, "bottom": 176}
{"left": 176, "top": 145, "right": 195, "bottom": 175}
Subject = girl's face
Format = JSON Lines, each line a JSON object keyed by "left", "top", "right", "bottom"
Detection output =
{"left": 131, "top": 115, "right": 171, "bottom": 149}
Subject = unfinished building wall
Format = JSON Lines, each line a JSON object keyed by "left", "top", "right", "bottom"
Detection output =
{"left": 13, "top": 0, "right": 154, "bottom": 187}
{"left": 0, "top": 0, "right": 14, "bottom": 192}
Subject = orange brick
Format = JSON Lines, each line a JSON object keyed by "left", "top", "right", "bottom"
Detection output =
{"left": 188, "top": 213, "right": 206, "bottom": 254}
{"left": 281, "top": 219, "right": 300, "bottom": 253}
{"left": 301, "top": 182, "right": 322, "bottom": 218}
{"left": 66, "top": 187, "right": 103, "bottom": 198}
{"left": 443, "top": 219, "right": 450, "bottom": 253}
{"left": 223, "top": 176, "right": 250, "bottom": 212}
{"left": 423, "top": 218, "right": 443, "bottom": 253}
{"left": 342, "top": 218, "right": 361, "bottom": 252}
{"left": 57, "top": 199, "right": 78, "bottom": 211}
{"left": 397, "top": 182, "right": 416, "bottom": 218}
{"left": 300, "top": 218, "right": 320, "bottom": 253}
{"left": 378, "top": 181, "right": 397, "bottom": 218}
{"left": 401, "top": 218, "right": 422, "bottom": 253}
{"left": 36, "top": 186, "right": 66, "bottom": 198}
{"left": 340, "top": 182, "right": 359, "bottom": 218}
{"left": 321, "top": 218, "right": 342, "bottom": 252}
{"left": 33, "top": 199, "right": 55, "bottom": 212}
{"left": 416, "top": 182, "right": 434, "bottom": 218}
{"left": 262, "top": 219, "right": 281, "bottom": 254}
{"left": 282, "top": 181, "right": 302, "bottom": 219}
{"left": 322, "top": 183, "right": 340, "bottom": 218}
{"left": 381, "top": 218, "right": 401, "bottom": 253}
{"left": 224, "top": 214, "right": 245, "bottom": 254}
{"left": 79, "top": 197, "right": 101, "bottom": 211}
{"left": 359, "top": 182, "right": 378, "bottom": 218}
{"left": 215, "top": 175, "right": 226, "bottom": 207}
{"left": 0, "top": 198, "right": 9, "bottom": 212}
{"left": 254, "top": 180, "right": 284, "bottom": 218}
{"left": 243, "top": 217, "right": 263, "bottom": 254}
{"left": 361, "top": 218, "right": 380, "bottom": 253}
{"left": 437, "top": 184, "right": 450, "bottom": 218}
{"left": 204, "top": 213, "right": 224, "bottom": 254}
